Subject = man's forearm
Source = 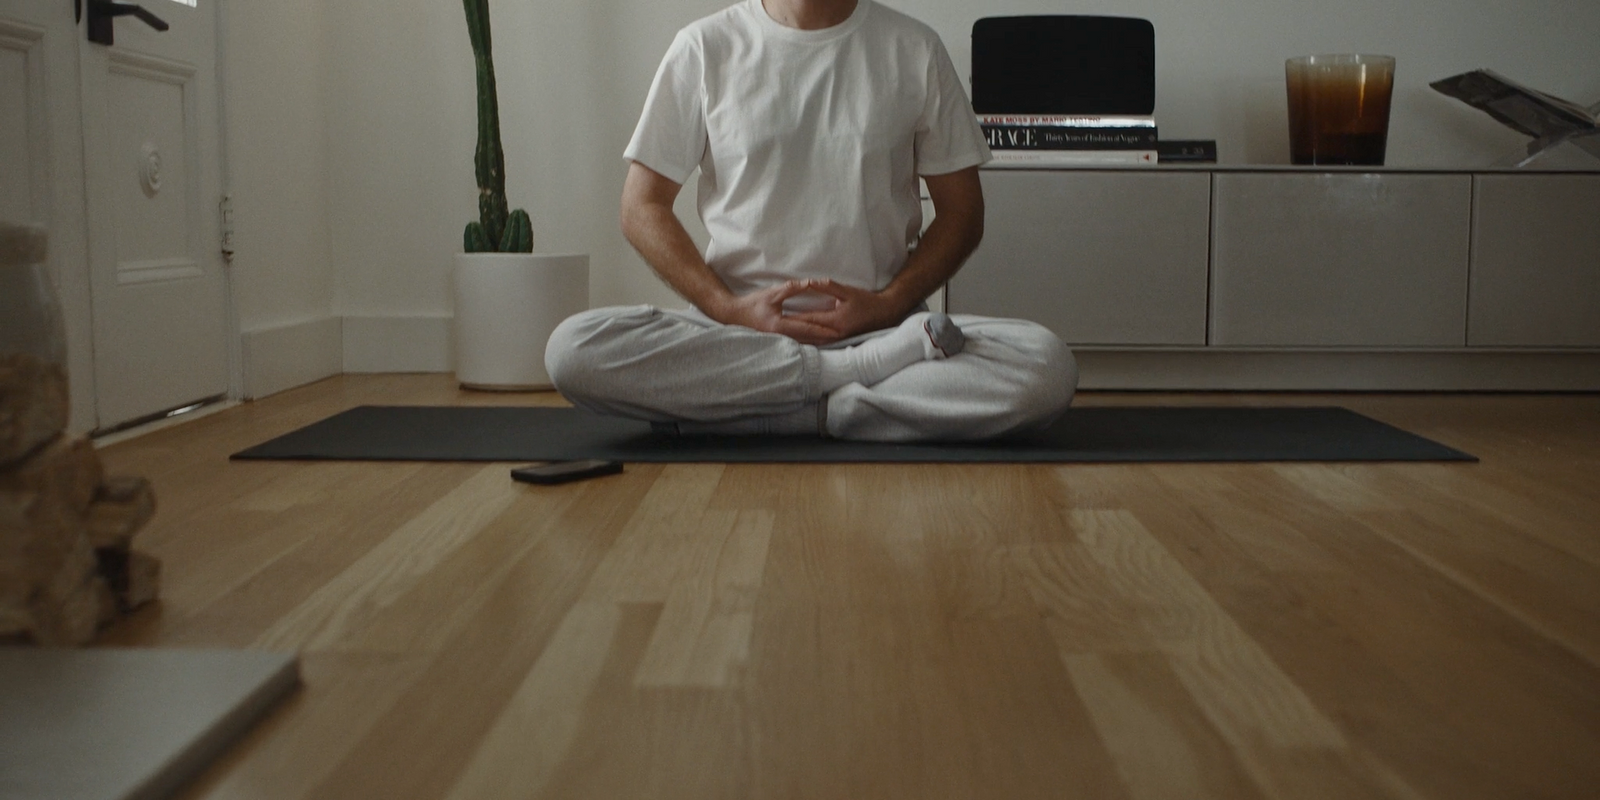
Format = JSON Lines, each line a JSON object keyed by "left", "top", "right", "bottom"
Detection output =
{"left": 621, "top": 200, "right": 737, "bottom": 320}
{"left": 879, "top": 202, "right": 984, "bottom": 316}
{"left": 620, "top": 162, "right": 842, "bottom": 343}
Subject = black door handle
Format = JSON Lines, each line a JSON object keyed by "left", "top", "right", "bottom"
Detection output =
{"left": 86, "top": 0, "right": 169, "bottom": 46}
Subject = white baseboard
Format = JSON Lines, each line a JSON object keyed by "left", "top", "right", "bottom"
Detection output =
{"left": 1076, "top": 349, "right": 1600, "bottom": 391}
{"left": 342, "top": 314, "right": 453, "bottom": 374}
{"left": 245, "top": 316, "right": 1600, "bottom": 392}
{"left": 240, "top": 317, "right": 343, "bottom": 399}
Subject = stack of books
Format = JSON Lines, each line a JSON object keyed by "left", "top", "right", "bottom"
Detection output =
{"left": 980, "top": 113, "right": 1159, "bottom": 167}
{"left": 970, "top": 16, "right": 1218, "bottom": 166}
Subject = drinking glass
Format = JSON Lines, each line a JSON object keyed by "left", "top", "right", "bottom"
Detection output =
{"left": 1286, "top": 54, "right": 1396, "bottom": 165}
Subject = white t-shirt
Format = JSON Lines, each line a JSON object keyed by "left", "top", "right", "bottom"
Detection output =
{"left": 624, "top": 0, "right": 991, "bottom": 305}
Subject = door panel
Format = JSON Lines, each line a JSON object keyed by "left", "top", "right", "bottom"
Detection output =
{"left": 107, "top": 51, "right": 200, "bottom": 284}
{"left": 1469, "top": 175, "right": 1600, "bottom": 347}
{"left": 0, "top": 17, "right": 47, "bottom": 226}
{"left": 950, "top": 170, "right": 1212, "bottom": 346}
{"left": 1210, "top": 173, "right": 1471, "bottom": 347}
{"left": 81, "top": 0, "right": 229, "bottom": 428}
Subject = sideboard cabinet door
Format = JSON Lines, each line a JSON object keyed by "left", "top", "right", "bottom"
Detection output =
{"left": 949, "top": 170, "right": 1211, "bottom": 346}
{"left": 1469, "top": 174, "right": 1600, "bottom": 348}
{"left": 1210, "top": 173, "right": 1471, "bottom": 347}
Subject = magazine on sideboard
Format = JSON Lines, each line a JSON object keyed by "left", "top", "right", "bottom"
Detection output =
{"left": 1431, "top": 70, "right": 1599, "bottom": 168}
{"left": 1430, "top": 70, "right": 1597, "bottom": 140}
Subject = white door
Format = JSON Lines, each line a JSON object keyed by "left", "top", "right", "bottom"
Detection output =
{"left": 0, "top": 0, "right": 229, "bottom": 433}
{"left": 0, "top": 0, "right": 95, "bottom": 432}
{"left": 79, "top": 0, "right": 229, "bottom": 430}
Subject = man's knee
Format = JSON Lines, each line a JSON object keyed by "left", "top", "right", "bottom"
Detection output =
{"left": 543, "top": 310, "right": 594, "bottom": 395}
{"left": 544, "top": 305, "right": 652, "bottom": 399}
{"left": 1010, "top": 321, "right": 1078, "bottom": 414}
{"left": 1043, "top": 339, "right": 1079, "bottom": 412}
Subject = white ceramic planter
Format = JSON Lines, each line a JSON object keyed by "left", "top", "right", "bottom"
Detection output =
{"left": 453, "top": 252, "right": 588, "bottom": 390}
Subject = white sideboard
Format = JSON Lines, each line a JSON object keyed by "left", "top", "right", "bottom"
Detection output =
{"left": 948, "top": 167, "right": 1600, "bottom": 390}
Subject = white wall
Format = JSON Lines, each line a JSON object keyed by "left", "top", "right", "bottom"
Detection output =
{"left": 903, "top": 0, "right": 1600, "bottom": 167}
{"left": 223, "top": 0, "right": 340, "bottom": 394}
{"left": 319, "top": 0, "right": 729, "bottom": 331}
{"left": 227, "top": 0, "right": 1600, "bottom": 377}
{"left": 322, "top": 0, "right": 468, "bottom": 318}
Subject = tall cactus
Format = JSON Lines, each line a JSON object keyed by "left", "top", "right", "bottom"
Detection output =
{"left": 462, "top": 0, "right": 533, "bottom": 253}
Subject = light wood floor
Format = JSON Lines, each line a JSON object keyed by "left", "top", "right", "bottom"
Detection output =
{"left": 95, "top": 375, "right": 1600, "bottom": 800}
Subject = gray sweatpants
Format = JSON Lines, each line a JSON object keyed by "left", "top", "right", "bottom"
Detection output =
{"left": 544, "top": 305, "right": 1077, "bottom": 442}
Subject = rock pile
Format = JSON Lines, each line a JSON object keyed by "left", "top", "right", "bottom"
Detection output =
{"left": 1, "top": 222, "right": 160, "bottom": 645}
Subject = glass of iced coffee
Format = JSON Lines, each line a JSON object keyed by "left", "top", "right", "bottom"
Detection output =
{"left": 1286, "top": 54, "right": 1396, "bottom": 166}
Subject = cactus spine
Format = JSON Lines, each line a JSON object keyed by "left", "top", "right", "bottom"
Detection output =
{"left": 463, "top": 0, "right": 533, "bottom": 253}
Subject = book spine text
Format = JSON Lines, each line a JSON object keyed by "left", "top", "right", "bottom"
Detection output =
{"left": 983, "top": 125, "right": 1159, "bottom": 150}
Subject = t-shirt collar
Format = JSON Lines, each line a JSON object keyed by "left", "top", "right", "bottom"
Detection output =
{"left": 748, "top": 0, "right": 870, "bottom": 43}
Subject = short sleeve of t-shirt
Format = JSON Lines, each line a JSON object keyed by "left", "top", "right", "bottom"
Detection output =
{"left": 623, "top": 31, "right": 707, "bottom": 185}
{"left": 914, "top": 41, "right": 991, "bottom": 176}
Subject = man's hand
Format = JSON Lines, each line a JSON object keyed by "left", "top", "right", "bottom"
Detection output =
{"left": 783, "top": 279, "right": 911, "bottom": 341}
{"left": 713, "top": 280, "right": 845, "bottom": 345}
{"left": 781, "top": 166, "right": 986, "bottom": 342}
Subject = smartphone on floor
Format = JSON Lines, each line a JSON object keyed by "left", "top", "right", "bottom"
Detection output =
{"left": 510, "top": 459, "right": 623, "bottom": 485}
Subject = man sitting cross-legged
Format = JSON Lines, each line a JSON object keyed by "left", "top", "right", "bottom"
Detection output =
{"left": 544, "top": 0, "right": 1077, "bottom": 442}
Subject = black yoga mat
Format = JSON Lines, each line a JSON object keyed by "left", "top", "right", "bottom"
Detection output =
{"left": 230, "top": 406, "right": 1475, "bottom": 464}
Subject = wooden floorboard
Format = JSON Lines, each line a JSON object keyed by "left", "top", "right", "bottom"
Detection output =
{"left": 85, "top": 375, "right": 1600, "bottom": 800}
